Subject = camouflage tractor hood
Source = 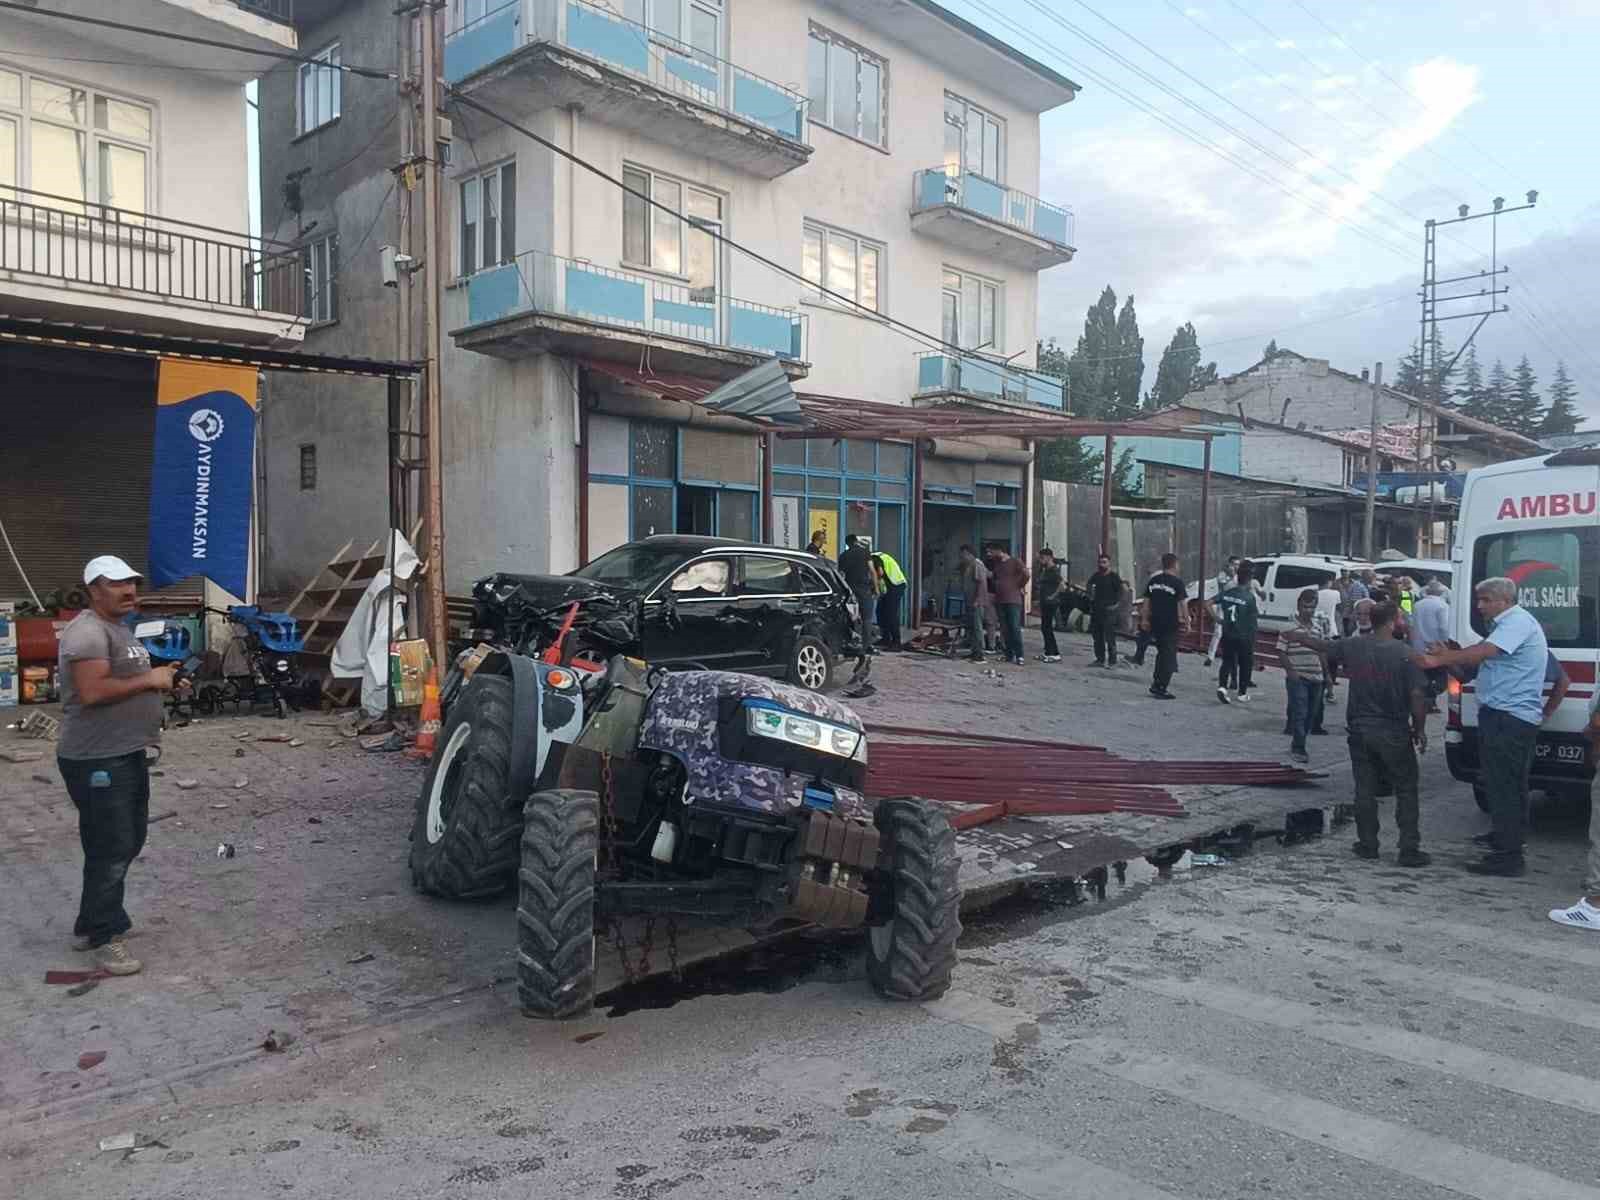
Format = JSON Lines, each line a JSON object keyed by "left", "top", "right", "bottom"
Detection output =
{"left": 639, "top": 671, "right": 870, "bottom": 820}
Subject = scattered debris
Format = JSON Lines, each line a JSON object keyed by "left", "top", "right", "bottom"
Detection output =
{"left": 262, "top": 1139, "right": 300, "bottom": 1153}
{"left": 1190, "top": 853, "right": 1230, "bottom": 868}
{"left": 261, "top": 1029, "right": 296, "bottom": 1052}
{"left": 98, "top": 1133, "right": 138, "bottom": 1153}
{"left": 574, "top": 1031, "right": 605, "bottom": 1044}
{"left": 175, "top": 779, "right": 199, "bottom": 790}
{"left": 234, "top": 731, "right": 254, "bottom": 740}
{"left": 235, "top": 747, "right": 246, "bottom": 758}
{"left": 17, "top": 710, "right": 58, "bottom": 740}
{"left": 209, "top": 803, "right": 231, "bottom": 810}
{"left": 233, "top": 777, "right": 249, "bottom": 789}
{"left": 77, "top": 1051, "right": 106, "bottom": 1070}
{"left": 148, "top": 811, "right": 178, "bottom": 824}
{"left": 256, "top": 733, "right": 293, "bottom": 743}
{"left": 288, "top": 738, "right": 305, "bottom": 748}
{"left": 346, "top": 952, "right": 375, "bottom": 965}
{"left": 216, "top": 843, "right": 235, "bottom": 859}
{"left": 307, "top": 816, "right": 323, "bottom": 824}
{"left": 360, "top": 732, "right": 407, "bottom": 753}
{"left": 31, "top": 773, "right": 52, "bottom": 785}
{"left": 67, "top": 979, "right": 100, "bottom": 998}
{"left": 0, "top": 747, "right": 44, "bottom": 763}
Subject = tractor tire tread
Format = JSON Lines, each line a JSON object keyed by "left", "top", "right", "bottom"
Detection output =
{"left": 516, "top": 789, "right": 599, "bottom": 1020}
{"left": 867, "top": 798, "right": 962, "bottom": 1003}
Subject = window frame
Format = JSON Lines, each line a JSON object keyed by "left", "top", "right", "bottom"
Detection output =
{"left": 297, "top": 42, "right": 342, "bottom": 136}
{"left": 806, "top": 25, "right": 887, "bottom": 149}
{"left": 457, "top": 158, "right": 516, "bottom": 278}
{"left": 0, "top": 65, "right": 156, "bottom": 215}
{"left": 620, "top": 162, "right": 723, "bottom": 284}
{"left": 940, "top": 266, "right": 1003, "bottom": 352}
{"left": 801, "top": 220, "right": 884, "bottom": 315}
{"left": 943, "top": 91, "right": 1005, "bottom": 183}
{"left": 301, "top": 231, "right": 339, "bottom": 326}
{"left": 298, "top": 444, "right": 317, "bottom": 491}
{"left": 737, "top": 555, "right": 800, "bottom": 597}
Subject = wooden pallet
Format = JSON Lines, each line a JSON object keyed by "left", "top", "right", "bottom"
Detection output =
{"left": 286, "top": 523, "right": 424, "bottom": 708}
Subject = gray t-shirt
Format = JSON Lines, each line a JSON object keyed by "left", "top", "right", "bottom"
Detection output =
{"left": 1327, "top": 634, "right": 1425, "bottom": 734}
{"left": 58, "top": 611, "right": 163, "bottom": 759}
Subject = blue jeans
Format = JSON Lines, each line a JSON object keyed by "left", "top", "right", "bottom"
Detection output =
{"left": 1285, "top": 676, "right": 1322, "bottom": 752}
{"left": 59, "top": 750, "right": 150, "bottom": 948}
{"left": 997, "top": 602, "right": 1023, "bottom": 662}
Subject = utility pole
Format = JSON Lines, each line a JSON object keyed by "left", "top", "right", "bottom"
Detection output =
{"left": 1362, "top": 362, "right": 1382, "bottom": 561}
{"left": 1417, "top": 192, "right": 1537, "bottom": 555}
{"left": 418, "top": 1, "right": 449, "bottom": 674}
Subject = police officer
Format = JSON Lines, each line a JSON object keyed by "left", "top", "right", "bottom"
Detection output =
{"left": 871, "top": 548, "right": 907, "bottom": 651}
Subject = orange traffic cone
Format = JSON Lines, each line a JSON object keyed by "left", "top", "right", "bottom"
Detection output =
{"left": 412, "top": 668, "right": 441, "bottom": 759}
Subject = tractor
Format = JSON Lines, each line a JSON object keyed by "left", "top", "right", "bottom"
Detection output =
{"left": 408, "top": 652, "right": 961, "bottom": 1018}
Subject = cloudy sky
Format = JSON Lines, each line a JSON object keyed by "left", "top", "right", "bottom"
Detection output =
{"left": 944, "top": 0, "right": 1600, "bottom": 427}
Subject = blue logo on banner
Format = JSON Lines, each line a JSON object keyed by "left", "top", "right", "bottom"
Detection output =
{"left": 148, "top": 386, "right": 256, "bottom": 596}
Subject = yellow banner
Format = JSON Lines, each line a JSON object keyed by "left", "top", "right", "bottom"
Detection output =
{"left": 156, "top": 359, "right": 259, "bottom": 410}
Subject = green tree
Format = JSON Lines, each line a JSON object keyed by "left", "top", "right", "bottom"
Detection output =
{"left": 1394, "top": 327, "right": 1456, "bottom": 402}
{"left": 1148, "top": 322, "right": 1217, "bottom": 409}
{"left": 1112, "top": 445, "right": 1142, "bottom": 500}
{"left": 1109, "top": 295, "right": 1145, "bottom": 420}
{"left": 1504, "top": 355, "right": 1544, "bottom": 435}
{"left": 1480, "top": 359, "right": 1513, "bottom": 428}
{"left": 1538, "top": 361, "right": 1581, "bottom": 438}
{"left": 1066, "top": 285, "right": 1119, "bottom": 419}
{"left": 1034, "top": 336, "right": 1101, "bottom": 482}
{"left": 1262, "top": 338, "right": 1280, "bottom": 360}
{"left": 1453, "top": 344, "right": 1485, "bottom": 415}
{"left": 1394, "top": 339, "right": 1424, "bottom": 397}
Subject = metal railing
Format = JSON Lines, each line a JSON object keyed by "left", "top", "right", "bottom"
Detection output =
{"left": 446, "top": 0, "right": 808, "bottom": 144}
{"left": 914, "top": 351, "right": 1064, "bottom": 409}
{"left": 465, "top": 248, "right": 806, "bottom": 361}
{"left": 232, "top": 0, "right": 295, "bottom": 24}
{"left": 912, "top": 166, "right": 1075, "bottom": 249}
{"left": 0, "top": 185, "right": 304, "bottom": 318}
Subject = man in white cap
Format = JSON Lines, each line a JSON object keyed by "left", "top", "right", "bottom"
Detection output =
{"left": 56, "top": 556, "right": 175, "bottom": 975}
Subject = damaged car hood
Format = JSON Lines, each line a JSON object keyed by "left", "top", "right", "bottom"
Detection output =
{"left": 472, "top": 572, "right": 643, "bottom": 653}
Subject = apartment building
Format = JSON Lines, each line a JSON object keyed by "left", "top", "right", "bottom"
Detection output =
{"left": 0, "top": 0, "right": 304, "bottom": 602}
{"left": 257, "top": 0, "right": 1079, "bottom": 603}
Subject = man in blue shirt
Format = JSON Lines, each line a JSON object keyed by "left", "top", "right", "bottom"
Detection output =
{"left": 1419, "top": 577, "right": 1550, "bottom": 876}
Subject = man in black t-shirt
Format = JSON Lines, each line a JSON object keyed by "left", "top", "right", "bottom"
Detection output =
{"left": 1142, "top": 553, "right": 1188, "bottom": 700}
{"left": 1087, "top": 554, "right": 1123, "bottom": 666}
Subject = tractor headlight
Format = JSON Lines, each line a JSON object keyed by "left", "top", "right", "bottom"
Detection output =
{"left": 275, "top": 659, "right": 289, "bottom": 673}
{"left": 746, "top": 705, "right": 862, "bottom": 760}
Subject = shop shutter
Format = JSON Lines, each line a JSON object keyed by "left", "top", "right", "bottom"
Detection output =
{"left": 0, "top": 346, "right": 162, "bottom": 601}
{"left": 680, "top": 427, "right": 758, "bottom": 485}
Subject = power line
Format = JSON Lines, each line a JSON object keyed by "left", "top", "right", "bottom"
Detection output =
{"left": 0, "top": 49, "right": 262, "bottom": 74}
{"left": 273, "top": 176, "right": 398, "bottom": 340}
{"left": 0, "top": 1, "right": 396, "bottom": 79}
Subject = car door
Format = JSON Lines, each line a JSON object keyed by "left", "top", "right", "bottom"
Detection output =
{"left": 1261, "top": 563, "right": 1335, "bottom": 629}
{"left": 731, "top": 554, "right": 804, "bottom": 675}
{"left": 640, "top": 556, "right": 747, "bottom": 669}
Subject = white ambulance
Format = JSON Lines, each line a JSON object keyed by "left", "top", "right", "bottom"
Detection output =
{"left": 1444, "top": 449, "right": 1599, "bottom": 809}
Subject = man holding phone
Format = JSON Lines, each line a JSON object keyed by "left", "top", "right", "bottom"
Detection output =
{"left": 57, "top": 555, "right": 177, "bottom": 976}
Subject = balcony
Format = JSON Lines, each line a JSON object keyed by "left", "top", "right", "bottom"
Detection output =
{"left": 232, "top": 0, "right": 294, "bottom": 24}
{"left": 446, "top": 0, "right": 811, "bottom": 179}
{"left": 910, "top": 168, "right": 1075, "bottom": 270}
{"left": 0, "top": 185, "right": 305, "bottom": 346}
{"left": 13, "top": 2, "right": 298, "bottom": 75}
{"left": 915, "top": 352, "right": 1063, "bottom": 410}
{"left": 453, "top": 249, "right": 808, "bottom": 379}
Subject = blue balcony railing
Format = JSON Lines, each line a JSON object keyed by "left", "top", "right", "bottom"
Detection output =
{"left": 465, "top": 249, "right": 806, "bottom": 361}
{"left": 445, "top": 0, "right": 808, "bottom": 144}
{"left": 912, "top": 167, "right": 1074, "bottom": 249}
{"left": 915, "top": 352, "right": 1063, "bottom": 410}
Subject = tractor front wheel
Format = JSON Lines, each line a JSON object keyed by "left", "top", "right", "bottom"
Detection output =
{"left": 516, "top": 789, "right": 599, "bottom": 1019}
{"left": 409, "top": 674, "right": 519, "bottom": 899}
{"left": 866, "top": 798, "right": 961, "bottom": 1002}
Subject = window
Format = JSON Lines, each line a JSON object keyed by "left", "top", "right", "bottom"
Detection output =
{"left": 298, "top": 43, "right": 342, "bottom": 135}
{"left": 941, "top": 268, "right": 1001, "bottom": 351}
{"left": 616, "top": 0, "right": 722, "bottom": 62}
{"left": 1274, "top": 565, "right": 1334, "bottom": 592}
{"left": 740, "top": 556, "right": 797, "bottom": 596}
{"left": 801, "top": 221, "right": 883, "bottom": 312}
{"left": 299, "top": 445, "right": 317, "bottom": 491}
{"left": 458, "top": 161, "right": 516, "bottom": 276}
{"left": 807, "top": 27, "right": 886, "bottom": 147}
{"left": 797, "top": 564, "right": 833, "bottom": 595}
{"left": 944, "top": 93, "right": 1004, "bottom": 181}
{"left": 622, "top": 165, "right": 721, "bottom": 292}
{"left": 302, "top": 233, "right": 339, "bottom": 325}
{"left": 0, "top": 67, "right": 154, "bottom": 213}
{"left": 1473, "top": 528, "right": 1597, "bottom": 647}
{"left": 669, "top": 558, "right": 731, "bottom": 597}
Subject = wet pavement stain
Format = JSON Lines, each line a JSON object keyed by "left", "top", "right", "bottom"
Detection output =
{"left": 903, "top": 1115, "right": 948, "bottom": 1133}
{"left": 601, "top": 933, "right": 858, "bottom": 1018}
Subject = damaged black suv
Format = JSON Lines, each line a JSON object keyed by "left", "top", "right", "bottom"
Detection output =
{"left": 466, "top": 536, "right": 859, "bottom": 691}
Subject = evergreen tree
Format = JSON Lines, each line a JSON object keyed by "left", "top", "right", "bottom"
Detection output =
{"left": 1034, "top": 336, "right": 1101, "bottom": 482}
{"left": 1481, "top": 359, "right": 1512, "bottom": 429}
{"left": 1394, "top": 327, "right": 1456, "bottom": 402}
{"left": 1065, "top": 285, "right": 1119, "bottom": 419}
{"left": 1394, "top": 339, "right": 1424, "bottom": 397}
{"left": 1504, "top": 356, "right": 1545, "bottom": 435}
{"left": 1110, "top": 295, "right": 1145, "bottom": 420}
{"left": 1262, "top": 338, "right": 1280, "bottom": 360}
{"left": 1112, "top": 446, "right": 1142, "bottom": 500}
{"left": 1538, "top": 361, "right": 1581, "bottom": 438}
{"left": 1453, "top": 345, "right": 1485, "bottom": 416}
{"left": 1148, "top": 322, "right": 1217, "bottom": 409}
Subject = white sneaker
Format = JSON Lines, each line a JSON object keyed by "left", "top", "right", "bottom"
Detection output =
{"left": 1548, "top": 898, "right": 1600, "bottom": 932}
{"left": 1216, "top": 687, "right": 1230, "bottom": 705}
{"left": 1234, "top": 691, "right": 1251, "bottom": 703}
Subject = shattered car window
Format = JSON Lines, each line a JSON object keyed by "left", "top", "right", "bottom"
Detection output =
{"left": 669, "top": 559, "right": 731, "bottom": 597}
{"left": 572, "top": 543, "right": 692, "bottom": 587}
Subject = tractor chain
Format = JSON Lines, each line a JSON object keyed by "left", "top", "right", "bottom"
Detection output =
{"left": 594, "top": 753, "right": 682, "bottom": 985}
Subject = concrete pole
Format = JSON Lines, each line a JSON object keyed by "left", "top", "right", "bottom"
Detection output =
{"left": 419, "top": 3, "right": 449, "bottom": 674}
{"left": 1362, "top": 362, "right": 1382, "bottom": 561}
{"left": 1197, "top": 435, "right": 1212, "bottom": 637}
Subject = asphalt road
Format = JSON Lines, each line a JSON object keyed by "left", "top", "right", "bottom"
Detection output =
{"left": 5, "top": 697, "right": 1596, "bottom": 1199}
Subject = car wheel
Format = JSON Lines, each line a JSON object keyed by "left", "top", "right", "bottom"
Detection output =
{"left": 516, "top": 788, "right": 598, "bottom": 1019}
{"left": 789, "top": 634, "right": 834, "bottom": 692}
{"left": 867, "top": 798, "right": 961, "bottom": 1002}
{"left": 408, "top": 674, "right": 521, "bottom": 899}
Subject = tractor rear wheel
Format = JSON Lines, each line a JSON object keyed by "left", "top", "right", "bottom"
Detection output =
{"left": 866, "top": 797, "right": 961, "bottom": 1002}
{"left": 409, "top": 674, "right": 519, "bottom": 899}
{"left": 516, "top": 789, "right": 599, "bottom": 1019}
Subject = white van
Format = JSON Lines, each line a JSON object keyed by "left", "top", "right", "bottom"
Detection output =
{"left": 1444, "top": 449, "right": 1599, "bottom": 807}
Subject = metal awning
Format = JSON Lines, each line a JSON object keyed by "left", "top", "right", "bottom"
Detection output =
{"left": 0, "top": 316, "right": 420, "bottom": 378}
